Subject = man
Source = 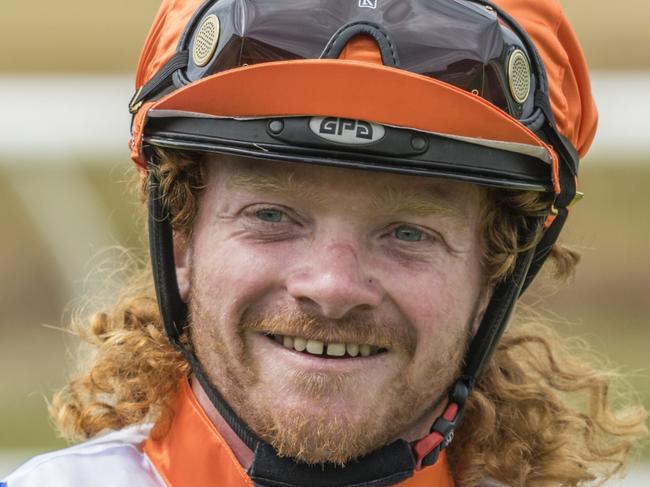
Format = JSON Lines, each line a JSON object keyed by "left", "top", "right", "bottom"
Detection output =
{"left": 4, "top": 0, "right": 646, "bottom": 486}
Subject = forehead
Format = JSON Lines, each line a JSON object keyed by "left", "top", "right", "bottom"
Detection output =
{"left": 207, "top": 154, "right": 482, "bottom": 218}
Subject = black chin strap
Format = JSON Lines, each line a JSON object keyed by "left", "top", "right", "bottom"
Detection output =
{"left": 148, "top": 167, "right": 543, "bottom": 486}
{"left": 147, "top": 172, "right": 260, "bottom": 450}
{"left": 410, "top": 234, "right": 539, "bottom": 470}
{"left": 462, "top": 226, "right": 539, "bottom": 380}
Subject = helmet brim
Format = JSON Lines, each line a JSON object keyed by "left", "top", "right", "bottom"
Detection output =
{"left": 136, "top": 59, "right": 558, "bottom": 192}
{"left": 148, "top": 60, "right": 551, "bottom": 152}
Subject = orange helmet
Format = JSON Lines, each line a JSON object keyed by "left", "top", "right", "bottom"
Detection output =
{"left": 130, "top": 1, "right": 597, "bottom": 484}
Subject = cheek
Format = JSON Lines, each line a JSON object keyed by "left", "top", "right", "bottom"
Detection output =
{"left": 395, "top": 274, "right": 466, "bottom": 335}
{"left": 382, "top": 248, "right": 484, "bottom": 348}
{"left": 190, "top": 238, "right": 292, "bottom": 368}
{"left": 191, "top": 234, "right": 295, "bottom": 321}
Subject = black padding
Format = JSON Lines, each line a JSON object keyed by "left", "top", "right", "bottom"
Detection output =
{"left": 144, "top": 116, "right": 551, "bottom": 192}
{"left": 249, "top": 440, "right": 415, "bottom": 487}
{"left": 321, "top": 21, "right": 400, "bottom": 67}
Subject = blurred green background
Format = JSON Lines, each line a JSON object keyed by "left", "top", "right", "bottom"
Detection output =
{"left": 1, "top": 0, "right": 648, "bottom": 470}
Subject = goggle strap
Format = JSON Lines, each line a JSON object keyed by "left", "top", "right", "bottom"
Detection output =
{"left": 130, "top": 50, "right": 189, "bottom": 114}
{"left": 321, "top": 21, "right": 399, "bottom": 67}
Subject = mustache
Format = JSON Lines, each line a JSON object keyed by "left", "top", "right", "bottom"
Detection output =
{"left": 240, "top": 308, "right": 417, "bottom": 356}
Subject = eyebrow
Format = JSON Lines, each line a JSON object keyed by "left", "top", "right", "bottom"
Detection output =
{"left": 229, "top": 171, "right": 463, "bottom": 218}
{"left": 229, "top": 171, "right": 325, "bottom": 203}
{"left": 368, "top": 186, "right": 463, "bottom": 219}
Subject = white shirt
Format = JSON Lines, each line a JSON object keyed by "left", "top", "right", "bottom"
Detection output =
{"left": 2, "top": 425, "right": 164, "bottom": 487}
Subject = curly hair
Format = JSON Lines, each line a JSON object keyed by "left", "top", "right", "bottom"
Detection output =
{"left": 50, "top": 149, "right": 647, "bottom": 486}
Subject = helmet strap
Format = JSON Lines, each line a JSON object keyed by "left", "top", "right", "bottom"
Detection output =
{"left": 463, "top": 228, "right": 541, "bottom": 380}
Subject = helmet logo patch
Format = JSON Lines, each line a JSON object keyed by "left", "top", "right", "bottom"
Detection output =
{"left": 310, "top": 117, "right": 385, "bottom": 145}
{"left": 193, "top": 15, "right": 221, "bottom": 67}
{"left": 508, "top": 49, "right": 531, "bottom": 104}
{"left": 359, "top": 0, "right": 378, "bottom": 8}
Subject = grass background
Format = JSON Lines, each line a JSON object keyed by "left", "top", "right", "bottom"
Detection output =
{"left": 1, "top": 0, "right": 649, "bottom": 459}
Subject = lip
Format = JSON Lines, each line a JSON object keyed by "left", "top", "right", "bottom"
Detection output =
{"left": 250, "top": 331, "right": 393, "bottom": 374}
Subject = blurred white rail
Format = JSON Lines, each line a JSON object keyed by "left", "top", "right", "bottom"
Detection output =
{"left": 0, "top": 71, "right": 648, "bottom": 164}
{"left": 0, "top": 74, "right": 132, "bottom": 163}
{"left": 590, "top": 71, "right": 650, "bottom": 160}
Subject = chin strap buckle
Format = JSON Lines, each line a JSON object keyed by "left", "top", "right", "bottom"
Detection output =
{"left": 412, "top": 380, "right": 470, "bottom": 470}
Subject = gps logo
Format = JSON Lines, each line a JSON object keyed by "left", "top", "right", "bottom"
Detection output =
{"left": 359, "top": 0, "right": 377, "bottom": 8}
{"left": 310, "top": 117, "right": 385, "bottom": 145}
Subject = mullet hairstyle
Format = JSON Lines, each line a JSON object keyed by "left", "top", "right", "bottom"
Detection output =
{"left": 50, "top": 149, "right": 647, "bottom": 486}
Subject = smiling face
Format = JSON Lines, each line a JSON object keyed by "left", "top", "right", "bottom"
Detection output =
{"left": 176, "top": 155, "right": 489, "bottom": 465}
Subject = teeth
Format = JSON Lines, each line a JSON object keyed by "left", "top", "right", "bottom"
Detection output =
{"left": 283, "top": 336, "right": 294, "bottom": 349}
{"left": 306, "top": 339, "right": 324, "bottom": 355}
{"left": 326, "top": 343, "right": 346, "bottom": 357}
{"left": 346, "top": 343, "right": 359, "bottom": 357}
{"left": 293, "top": 337, "right": 307, "bottom": 352}
{"left": 272, "top": 334, "right": 380, "bottom": 358}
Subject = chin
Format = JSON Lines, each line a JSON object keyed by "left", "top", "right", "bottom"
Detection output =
{"left": 260, "top": 404, "right": 392, "bottom": 466}
{"left": 244, "top": 377, "right": 429, "bottom": 466}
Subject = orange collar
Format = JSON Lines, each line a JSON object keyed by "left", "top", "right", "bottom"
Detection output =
{"left": 145, "top": 379, "right": 456, "bottom": 487}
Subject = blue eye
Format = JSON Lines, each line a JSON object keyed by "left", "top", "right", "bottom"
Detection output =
{"left": 394, "top": 226, "right": 424, "bottom": 242}
{"left": 255, "top": 208, "right": 284, "bottom": 222}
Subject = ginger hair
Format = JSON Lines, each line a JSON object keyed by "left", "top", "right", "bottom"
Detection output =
{"left": 50, "top": 149, "right": 647, "bottom": 486}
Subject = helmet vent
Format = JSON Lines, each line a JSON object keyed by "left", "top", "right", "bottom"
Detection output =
{"left": 508, "top": 49, "right": 531, "bottom": 104}
{"left": 192, "top": 14, "right": 221, "bottom": 67}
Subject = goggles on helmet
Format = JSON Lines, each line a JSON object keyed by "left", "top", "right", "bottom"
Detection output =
{"left": 171, "top": 0, "right": 535, "bottom": 119}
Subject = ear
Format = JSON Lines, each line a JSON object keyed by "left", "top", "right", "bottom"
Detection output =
{"left": 174, "top": 235, "right": 191, "bottom": 302}
{"left": 470, "top": 284, "right": 493, "bottom": 337}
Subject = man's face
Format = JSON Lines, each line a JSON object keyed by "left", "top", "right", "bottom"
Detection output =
{"left": 176, "top": 155, "right": 488, "bottom": 465}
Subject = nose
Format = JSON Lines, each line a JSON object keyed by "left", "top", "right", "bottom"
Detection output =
{"left": 286, "top": 242, "right": 384, "bottom": 319}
